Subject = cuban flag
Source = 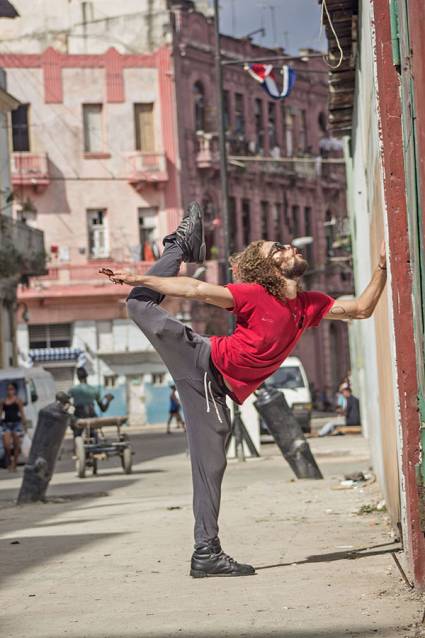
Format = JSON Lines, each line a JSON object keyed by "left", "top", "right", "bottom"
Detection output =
{"left": 245, "top": 64, "right": 297, "bottom": 100}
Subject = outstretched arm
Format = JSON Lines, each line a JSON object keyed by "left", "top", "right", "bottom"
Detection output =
{"left": 325, "top": 241, "right": 387, "bottom": 321}
{"left": 99, "top": 269, "right": 234, "bottom": 309}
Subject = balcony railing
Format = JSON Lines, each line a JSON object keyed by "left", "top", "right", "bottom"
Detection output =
{"left": 11, "top": 152, "right": 50, "bottom": 188}
{"left": 126, "top": 152, "right": 168, "bottom": 185}
{"left": 196, "top": 132, "right": 220, "bottom": 169}
{"left": 35, "top": 261, "right": 154, "bottom": 286}
{"left": 0, "top": 213, "right": 46, "bottom": 277}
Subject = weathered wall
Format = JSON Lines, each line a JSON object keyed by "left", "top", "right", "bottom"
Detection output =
{"left": 373, "top": 0, "right": 425, "bottom": 587}
{"left": 347, "top": 0, "right": 401, "bottom": 526}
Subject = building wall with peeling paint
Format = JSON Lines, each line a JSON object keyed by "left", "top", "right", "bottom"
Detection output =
{"left": 346, "top": 0, "right": 401, "bottom": 528}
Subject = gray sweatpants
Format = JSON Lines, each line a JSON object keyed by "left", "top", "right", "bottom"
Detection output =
{"left": 126, "top": 243, "right": 232, "bottom": 545}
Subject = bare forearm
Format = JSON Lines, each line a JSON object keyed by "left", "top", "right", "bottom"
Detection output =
{"left": 357, "top": 266, "right": 387, "bottom": 318}
{"left": 100, "top": 268, "right": 233, "bottom": 307}
{"left": 327, "top": 264, "right": 387, "bottom": 320}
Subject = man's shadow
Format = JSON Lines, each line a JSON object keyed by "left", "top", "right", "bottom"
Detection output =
{"left": 255, "top": 541, "right": 401, "bottom": 570}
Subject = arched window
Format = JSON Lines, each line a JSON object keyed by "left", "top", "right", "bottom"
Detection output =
{"left": 318, "top": 111, "right": 327, "bottom": 133}
{"left": 202, "top": 195, "right": 217, "bottom": 260}
{"left": 325, "top": 209, "right": 335, "bottom": 258}
{"left": 193, "top": 81, "right": 205, "bottom": 132}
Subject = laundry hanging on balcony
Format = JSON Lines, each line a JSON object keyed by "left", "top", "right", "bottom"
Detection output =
{"left": 244, "top": 64, "right": 296, "bottom": 100}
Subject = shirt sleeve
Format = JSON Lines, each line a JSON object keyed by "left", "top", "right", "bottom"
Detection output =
{"left": 304, "top": 291, "right": 335, "bottom": 328}
{"left": 225, "top": 283, "right": 258, "bottom": 319}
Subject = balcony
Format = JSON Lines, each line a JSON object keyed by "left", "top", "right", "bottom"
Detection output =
{"left": 196, "top": 132, "right": 219, "bottom": 169}
{"left": 0, "top": 213, "right": 46, "bottom": 277}
{"left": 126, "top": 152, "right": 168, "bottom": 190}
{"left": 11, "top": 152, "right": 50, "bottom": 189}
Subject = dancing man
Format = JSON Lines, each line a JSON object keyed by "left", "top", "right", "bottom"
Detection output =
{"left": 100, "top": 202, "right": 387, "bottom": 578}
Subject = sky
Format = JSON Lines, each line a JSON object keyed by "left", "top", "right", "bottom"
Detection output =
{"left": 208, "top": 0, "right": 326, "bottom": 54}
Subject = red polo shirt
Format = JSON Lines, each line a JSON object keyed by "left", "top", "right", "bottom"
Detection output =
{"left": 210, "top": 283, "right": 334, "bottom": 404}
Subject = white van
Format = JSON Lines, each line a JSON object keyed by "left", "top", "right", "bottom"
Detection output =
{"left": 0, "top": 367, "right": 56, "bottom": 456}
{"left": 262, "top": 356, "right": 312, "bottom": 433}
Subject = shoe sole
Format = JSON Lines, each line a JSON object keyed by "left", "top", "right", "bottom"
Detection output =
{"left": 186, "top": 201, "right": 206, "bottom": 264}
{"left": 190, "top": 568, "right": 256, "bottom": 578}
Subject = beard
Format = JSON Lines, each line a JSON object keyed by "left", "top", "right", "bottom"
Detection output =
{"left": 280, "top": 255, "right": 309, "bottom": 279}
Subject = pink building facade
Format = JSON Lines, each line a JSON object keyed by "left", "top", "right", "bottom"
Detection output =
{"left": 0, "top": 2, "right": 352, "bottom": 418}
{"left": 0, "top": 46, "right": 182, "bottom": 418}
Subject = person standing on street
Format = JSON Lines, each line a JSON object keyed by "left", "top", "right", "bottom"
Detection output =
{"left": 99, "top": 201, "right": 387, "bottom": 578}
{"left": 68, "top": 367, "right": 114, "bottom": 437}
{"left": 166, "top": 384, "right": 185, "bottom": 434}
{"left": 0, "top": 382, "right": 26, "bottom": 471}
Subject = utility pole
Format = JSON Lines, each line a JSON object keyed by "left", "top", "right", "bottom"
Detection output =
{"left": 213, "top": 0, "right": 259, "bottom": 462}
{"left": 213, "top": 0, "right": 231, "bottom": 289}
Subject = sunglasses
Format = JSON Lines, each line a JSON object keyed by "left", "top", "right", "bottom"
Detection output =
{"left": 268, "top": 242, "right": 289, "bottom": 257}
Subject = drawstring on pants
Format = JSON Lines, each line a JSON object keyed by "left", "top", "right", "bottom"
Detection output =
{"left": 203, "top": 372, "right": 223, "bottom": 423}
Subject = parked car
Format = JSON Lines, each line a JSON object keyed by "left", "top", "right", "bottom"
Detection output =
{"left": 261, "top": 356, "right": 313, "bottom": 434}
{"left": 0, "top": 367, "right": 56, "bottom": 460}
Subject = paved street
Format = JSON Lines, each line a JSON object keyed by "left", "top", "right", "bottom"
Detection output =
{"left": 1, "top": 425, "right": 424, "bottom": 638}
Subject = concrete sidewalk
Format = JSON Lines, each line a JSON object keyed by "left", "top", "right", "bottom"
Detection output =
{"left": 0, "top": 432, "right": 424, "bottom": 638}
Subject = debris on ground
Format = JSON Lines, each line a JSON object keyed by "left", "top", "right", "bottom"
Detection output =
{"left": 355, "top": 500, "right": 387, "bottom": 515}
{"left": 332, "top": 471, "right": 376, "bottom": 490}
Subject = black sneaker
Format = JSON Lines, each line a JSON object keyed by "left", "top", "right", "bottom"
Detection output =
{"left": 190, "top": 537, "right": 256, "bottom": 578}
{"left": 163, "top": 201, "right": 206, "bottom": 264}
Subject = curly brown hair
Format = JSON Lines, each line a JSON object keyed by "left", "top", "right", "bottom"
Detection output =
{"left": 230, "top": 240, "right": 290, "bottom": 298}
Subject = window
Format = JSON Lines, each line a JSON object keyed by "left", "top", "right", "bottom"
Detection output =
{"left": 299, "top": 109, "right": 308, "bottom": 152}
{"left": 29, "top": 323, "right": 72, "bottom": 349}
{"left": 235, "top": 93, "right": 245, "bottom": 135}
{"left": 193, "top": 82, "right": 205, "bottom": 131}
{"left": 268, "top": 103, "right": 277, "bottom": 151}
{"left": 260, "top": 201, "right": 269, "bottom": 239}
{"left": 241, "top": 199, "right": 251, "bottom": 245}
{"left": 325, "top": 209, "right": 334, "bottom": 258}
{"left": 223, "top": 90, "right": 230, "bottom": 131}
{"left": 12, "top": 104, "right": 30, "bottom": 152}
{"left": 134, "top": 103, "right": 155, "bottom": 152}
{"left": 268, "top": 366, "right": 305, "bottom": 389}
{"left": 228, "top": 197, "right": 237, "bottom": 253}
{"left": 254, "top": 99, "right": 264, "bottom": 153}
{"left": 202, "top": 197, "right": 216, "bottom": 260}
{"left": 138, "top": 207, "right": 159, "bottom": 261}
{"left": 304, "top": 207, "right": 314, "bottom": 266}
{"left": 83, "top": 104, "right": 103, "bottom": 153}
{"left": 87, "top": 209, "right": 109, "bottom": 259}
{"left": 318, "top": 111, "right": 327, "bottom": 134}
{"left": 284, "top": 108, "right": 294, "bottom": 157}
{"left": 104, "top": 375, "right": 117, "bottom": 388}
{"left": 291, "top": 205, "right": 300, "bottom": 238}
{"left": 272, "top": 203, "right": 282, "bottom": 242}
{"left": 97, "top": 320, "right": 113, "bottom": 352}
